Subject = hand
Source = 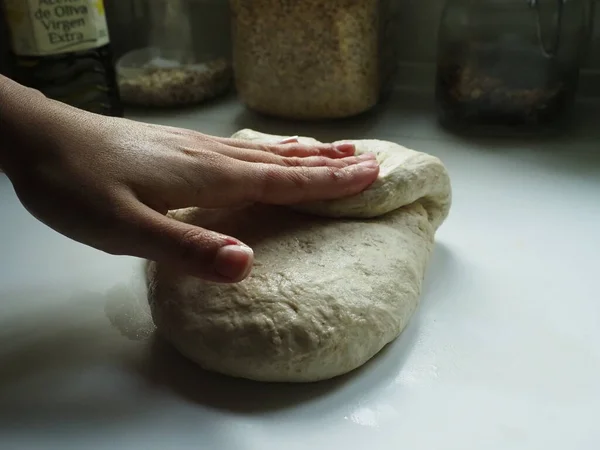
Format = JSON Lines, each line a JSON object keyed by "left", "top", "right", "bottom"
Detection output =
{"left": 3, "top": 94, "right": 379, "bottom": 283}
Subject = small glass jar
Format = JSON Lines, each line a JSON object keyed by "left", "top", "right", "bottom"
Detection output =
{"left": 435, "top": 0, "right": 590, "bottom": 133}
{"left": 116, "top": 0, "right": 232, "bottom": 108}
{"left": 230, "top": 0, "right": 397, "bottom": 120}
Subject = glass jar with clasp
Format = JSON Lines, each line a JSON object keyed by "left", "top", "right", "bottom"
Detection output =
{"left": 435, "top": 0, "right": 593, "bottom": 134}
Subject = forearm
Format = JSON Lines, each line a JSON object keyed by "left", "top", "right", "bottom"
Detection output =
{"left": 0, "top": 75, "right": 66, "bottom": 177}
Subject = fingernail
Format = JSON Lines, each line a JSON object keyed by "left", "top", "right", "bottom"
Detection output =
{"left": 280, "top": 136, "right": 299, "bottom": 144}
{"left": 214, "top": 244, "right": 254, "bottom": 281}
{"left": 335, "top": 143, "right": 355, "bottom": 153}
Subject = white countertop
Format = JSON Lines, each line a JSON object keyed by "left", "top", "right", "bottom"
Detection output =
{"left": 1, "top": 92, "right": 600, "bottom": 450}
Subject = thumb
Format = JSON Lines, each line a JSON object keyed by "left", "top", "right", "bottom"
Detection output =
{"left": 124, "top": 205, "right": 254, "bottom": 283}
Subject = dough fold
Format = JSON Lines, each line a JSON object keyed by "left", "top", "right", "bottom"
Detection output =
{"left": 147, "top": 129, "right": 452, "bottom": 382}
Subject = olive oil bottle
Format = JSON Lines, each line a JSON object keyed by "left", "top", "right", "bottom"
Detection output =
{"left": 1, "top": 0, "right": 123, "bottom": 117}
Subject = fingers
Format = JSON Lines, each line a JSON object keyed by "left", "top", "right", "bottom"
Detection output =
{"left": 279, "top": 153, "right": 375, "bottom": 168}
{"left": 216, "top": 136, "right": 356, "bottom": 159}
{"left": 271, "top": 142, "right": 356, "bottom": 158}
{"left": 120, "top": 203, "right": 254, "bottom": 283}
{"left": 245, "top": 158, "right": 380, "bottom": 205}
{"left": 210, "top": 140, "right": 376, "bottom": 168}
{"left": 136, "top": 149, "right": 378, "bottom": 210}
{"left": 146, "top": 122, "right": 355, "bottom": 159}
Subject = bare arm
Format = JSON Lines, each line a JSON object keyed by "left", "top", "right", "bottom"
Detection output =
{"left": 0, "top": 75, "right": 379, "bottom": 282}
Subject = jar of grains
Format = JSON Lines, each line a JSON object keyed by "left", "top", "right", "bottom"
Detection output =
{"left": 435, "top": 0, "right": 592, "bottom": 133}
{"left": 230, "top": 0, "right": 398, "bottom": 120}
{"left": 116, "top": 0, "right": 233, "bottom": 108}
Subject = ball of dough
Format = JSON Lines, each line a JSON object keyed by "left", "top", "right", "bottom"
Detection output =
{"left": 146, "top": 131, "right": 451, "bottom": 382}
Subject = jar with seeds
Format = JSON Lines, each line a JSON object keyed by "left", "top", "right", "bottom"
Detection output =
{"left": 435, "top": 0, "right": 591, "bottom": 133}
{"left": 117, "top": 0, "right": 232, "bottom": 108}
{"left": 230, "top": 0, "right": 398, "bottom": 120}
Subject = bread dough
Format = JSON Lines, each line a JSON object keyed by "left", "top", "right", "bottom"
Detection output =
{"left": 146, "top": 130, "right": 451, "bottom": 382}
{"left": 231, "top": 129, "right": 451, "bottom": 228}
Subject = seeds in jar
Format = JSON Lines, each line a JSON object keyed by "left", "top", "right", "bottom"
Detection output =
{"left": 230, "top": 0, "right": 386, "bottom": 120}
{"left": 119, "top": 59, "right": 232, "bottom": 108}
{"left": 436, "top": 43, "right": 575, "bottom": 127}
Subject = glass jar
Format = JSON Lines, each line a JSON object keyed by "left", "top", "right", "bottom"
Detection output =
{"left": 230, "top": 0, "right": 397, "bottom": 120}
{"left": 435, "top": 0, "right": 590, "bottom": 132}
{"left": 116, "top": 0, "right": 232, "bottom": 108}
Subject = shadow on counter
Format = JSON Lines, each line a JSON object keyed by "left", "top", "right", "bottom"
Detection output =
{"left": 0, "top": 236, "right": 455, "bottom": 424}
{"left": 136, "top": 325, "right": 411, "bottom": 414}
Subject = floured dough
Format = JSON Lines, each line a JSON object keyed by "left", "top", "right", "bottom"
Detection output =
{"left": 147, "top": 130, "right": 452, "bottom": 382}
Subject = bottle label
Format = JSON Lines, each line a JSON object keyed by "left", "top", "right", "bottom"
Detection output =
{"left": 2, "top": 0, "right": 110, "bottom": 56}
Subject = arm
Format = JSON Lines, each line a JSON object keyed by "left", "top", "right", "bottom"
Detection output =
{"left": 0, "top": 75, "right": 51, "bottom": 174}
{"left": 0, "top": 75, "right": 379, "bottom": 282}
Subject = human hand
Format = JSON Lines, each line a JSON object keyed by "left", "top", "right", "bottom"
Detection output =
{"left": 3, "top": 97, "right": 379, "bottom": 283}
